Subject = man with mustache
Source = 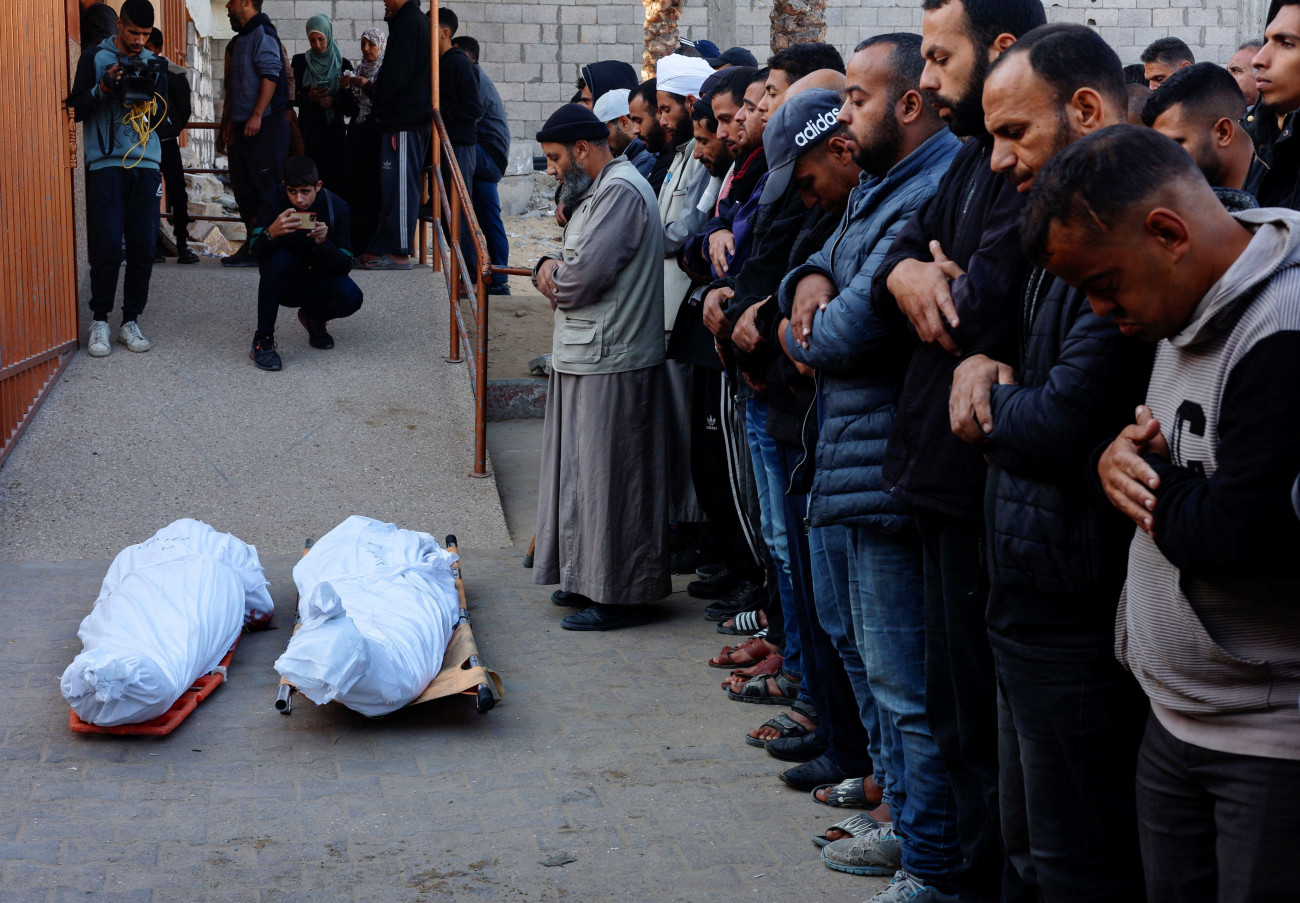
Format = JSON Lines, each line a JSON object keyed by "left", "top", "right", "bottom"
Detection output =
{"left": 956, "top": 22, "right": 1152, "bottom": 900}
{"left": 1027, "top": 124, "right": 1300, "bottom": 903}
{"left": 870, "top": 0, "right": 1045, "bottom": 900}
{"left": 531, "top": 104, "right": 670, "bottom": 632}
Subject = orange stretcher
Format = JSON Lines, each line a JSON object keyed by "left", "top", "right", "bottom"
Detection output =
{"left": 68, "top": 635, "right": 242, "bottom": 736}
{"left": 274, "top": 533, "right": 502, "bottom": 716}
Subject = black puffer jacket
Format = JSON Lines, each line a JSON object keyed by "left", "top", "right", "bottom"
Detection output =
{"left": 982, "top": 269, "right": 1153, "bottom": 652}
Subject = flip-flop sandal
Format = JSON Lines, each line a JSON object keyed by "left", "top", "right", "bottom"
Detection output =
{"left": 810, "top": 778, "right": 875, "bottom": 809}
{"left": 708, "top": 634, "right": 776, "bottom": 669}
{"left": 812, "top": 813, "right": 881, "bottom": 848}
{"left": 726, "top": 667, "right": 799, "bottom": 705}
{"left": 716, "top": 609, "right": 765, "bottom": 635}
{"left": 721, "top": 653, "right": 783, "bottom": 691}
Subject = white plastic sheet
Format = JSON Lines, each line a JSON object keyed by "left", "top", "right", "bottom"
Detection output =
{"left": 60, "top": 519, "right": 274, "bottom": 726}
{"left": 273, "top": 516, "right": 460, "bottom": 717}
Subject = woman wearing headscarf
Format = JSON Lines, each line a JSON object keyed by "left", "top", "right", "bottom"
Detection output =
{"left": 291, "top": 14, "right": 357, "bottom": 192}
{"left": 336, "top": 27, "right": 386, "bottom": 254}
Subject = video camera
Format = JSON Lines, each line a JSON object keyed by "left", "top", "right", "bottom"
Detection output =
{"left": 115, "top": 53, "right": 166, "bottom": 105}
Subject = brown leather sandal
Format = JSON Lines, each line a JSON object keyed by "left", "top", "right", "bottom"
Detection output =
{"left": 708, "top": 634, "right": 779, "bottom": 669}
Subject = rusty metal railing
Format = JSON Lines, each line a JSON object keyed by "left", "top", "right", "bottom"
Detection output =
{"left": 427, "top": 110, "right": 532, "bottom": 478}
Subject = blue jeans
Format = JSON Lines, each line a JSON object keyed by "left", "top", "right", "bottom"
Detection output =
{"left": 848, "top": 524, "right": 960, "bottom": 881}
{"left": 809, "top": 522, "right": 880, "bottom": 775}
{"left": 745, "top": 399, "right": 801, "bottom": 683}
{"left": 471, "top": 146, "right": 508, "bottom": 288}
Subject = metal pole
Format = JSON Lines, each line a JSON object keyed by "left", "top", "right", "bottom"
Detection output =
{"left": 447, "top": 183, "right": 463, "bottom": 364}
{"left": 471, "top": 275, "right": 490, "bottom": 477}
{"left": 430, "top": 0, "right": 441, "bottom": 272}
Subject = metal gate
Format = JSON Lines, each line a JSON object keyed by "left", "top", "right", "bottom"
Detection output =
{"left": 0, "top": 1, "right": 79, "bottom": 464}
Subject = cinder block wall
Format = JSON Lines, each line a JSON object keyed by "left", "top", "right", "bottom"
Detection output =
{"left": 235, "top": 0, "right": 1259, "bottom": 152}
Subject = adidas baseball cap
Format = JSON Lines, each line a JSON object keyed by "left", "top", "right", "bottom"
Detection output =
{"left": 758, "top": 88, "right": 843, "bottom": 207}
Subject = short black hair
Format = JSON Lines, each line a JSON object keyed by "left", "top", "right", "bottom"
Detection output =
{"left": 1140, "top": 37, "right": 1194, "bottom": 66}
{"left": 146, "top": 27, "right": 163, "bottom": 49}
{"left": 711, "top": 66, "right": 760, "bottom": 106}
{"left": 631, "top": 79, "right": 656, "bottom": 108}
{"left": 438, "top": 7, "right": 459, "bottom": 35}
{"left": 767, "top": 42, "right": 845, "bottom": 80}
{"left": 995, "top": 23, "right": 1126, "bottom": 114}
{"left": 1020, "top": 125, "right": 1200, "bottom": 263}
{"left": 920, "top": 0, "right": 1047, "bottom": 48}
{"left": 691, "top": 99, "right": 718, "bottom": 132}
{"left": 283, "top": 155, "right": 320, "bottom": 186}
{"left": 1238, "top": 37, "right": 1265, "bottom": 52}
{"left": 452, "top": 35, "right": 479, "bottom": 63}
{"left": 1142, "top": 62, "right": 1246, "bottom": 128}
{"left": 854, "top": 33, "right": 924, "bottom": 103}
{"left": 1268, "top": 1, "right": 1299, "bottom": 27}
{"left": 1123, "top": 63, "right": 1146, "bottom": 85}
{"left": 119, "top": 0, "right": 155, "bottom": 28}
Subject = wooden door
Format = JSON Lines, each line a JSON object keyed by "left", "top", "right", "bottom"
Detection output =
{"left": 0, "top": 1, "right": 80, "bottom": 464}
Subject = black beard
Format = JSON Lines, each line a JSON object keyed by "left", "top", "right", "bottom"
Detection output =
{"left": 926, "top": 50, "right": 992, "bottom": 137}
{"left": 557, "top": 164, "right": 594, "bottom": 209}
{"left": 852, "top": 111, "right": 903, "bottom": 178}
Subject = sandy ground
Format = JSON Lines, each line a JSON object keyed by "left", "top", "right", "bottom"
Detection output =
{"left": 484, "top": 213, "right": 564, "bottom": 380}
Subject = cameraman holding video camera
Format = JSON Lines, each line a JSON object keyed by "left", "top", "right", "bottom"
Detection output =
{"left": 66, "top": 0, "right": 168, "bottom": 357}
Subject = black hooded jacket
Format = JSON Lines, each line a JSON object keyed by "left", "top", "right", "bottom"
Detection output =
{"left": 371, "top": 0, "right": 437, "bottom": 132}
{"left": 871, "top": 135, "right": 1031, "bottom": 518}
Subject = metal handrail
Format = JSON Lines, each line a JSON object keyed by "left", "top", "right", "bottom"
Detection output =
{"left": 428, "top": 109, "right": 532, "bottom": 478}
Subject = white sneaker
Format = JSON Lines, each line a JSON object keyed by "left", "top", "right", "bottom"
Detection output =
{"left": 118, "top": 321, "right": 152, "bottom": 353}
{"left": 87, "top": 320, "right": 111, "bottom": 357}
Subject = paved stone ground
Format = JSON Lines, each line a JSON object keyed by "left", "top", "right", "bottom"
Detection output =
{"left": 0, "top": 264, "right": 884, "bottom": 901}
{"left": 0, "top": 553, "right": 882, "bottom": 902}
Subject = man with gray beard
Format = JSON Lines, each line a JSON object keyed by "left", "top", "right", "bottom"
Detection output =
{"left": 531, "top": 104, "right": 672, "bottom": 631}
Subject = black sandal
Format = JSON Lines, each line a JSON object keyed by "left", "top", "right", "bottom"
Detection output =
{"left": 725, "top": 667, "right": 799, "bottom": 705}
{"left": 743, "top": 706, "right": 811, "bottom": 748}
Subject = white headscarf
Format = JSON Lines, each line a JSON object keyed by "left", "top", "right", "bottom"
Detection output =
{"left": 655, "top": 54, "right": 714, "bottom": 98}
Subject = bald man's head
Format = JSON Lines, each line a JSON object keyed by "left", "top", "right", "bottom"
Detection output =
{"left": 786, "top": 68, "right": 847, "bottom": 101}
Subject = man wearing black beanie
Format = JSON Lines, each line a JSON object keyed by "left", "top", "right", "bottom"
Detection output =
{"left": 530, "top": 104, "right": 671, "bottom": 631}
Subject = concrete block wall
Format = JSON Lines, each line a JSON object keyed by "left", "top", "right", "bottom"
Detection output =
{"left": 204, "top": 0, "right": 1266, "bottom": 150}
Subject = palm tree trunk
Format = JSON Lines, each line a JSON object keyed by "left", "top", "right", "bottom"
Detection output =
{"left": 642, "top": 0, "right": 682, "bottom": 79}
{"left": 769, "top": 0, "right": 828, "bottom": 52}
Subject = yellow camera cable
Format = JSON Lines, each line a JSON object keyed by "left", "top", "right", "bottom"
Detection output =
{"left": 120, "top": 92, "right": 168, "bottom": 169}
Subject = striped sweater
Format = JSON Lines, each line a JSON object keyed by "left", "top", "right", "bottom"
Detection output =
{"left": 1119, "top": 208, "right": 1300, "bottom": 759}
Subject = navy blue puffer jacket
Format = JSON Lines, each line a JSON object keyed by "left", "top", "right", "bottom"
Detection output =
{"left": 981, "top": 269, "right": 1153, "bottom": 651}
{"left": 780, "top": 130, "right": 960, "bottom": 530}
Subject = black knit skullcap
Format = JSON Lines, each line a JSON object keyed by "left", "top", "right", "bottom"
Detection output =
{"left": 536, "top": 104, "right": 610, "bottom": 143}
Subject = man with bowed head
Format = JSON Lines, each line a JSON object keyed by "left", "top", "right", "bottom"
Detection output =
{"left": 531, "top": 104, "right": 671, "bottom": 632}
{"left": 951, "top": 22, "right": 1153, "bottom": 901}
{"left": 870, "top": 0, "right": 1045, "bottom": 899}
{"left": 1026, "top": 124, "right": 1300, "bottom": 903}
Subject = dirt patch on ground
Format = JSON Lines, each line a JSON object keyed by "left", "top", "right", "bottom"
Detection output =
{"left": 482, "top": 213, "right": 564, "bottom": 380}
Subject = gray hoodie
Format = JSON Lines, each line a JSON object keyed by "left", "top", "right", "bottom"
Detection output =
{"left": 1119, "top": 207, "right": 1300, "bottom": 760}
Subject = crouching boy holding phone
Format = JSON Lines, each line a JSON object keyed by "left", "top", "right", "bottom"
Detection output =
{"left": 248, "top": 156, "right": 364, "bottom": 371}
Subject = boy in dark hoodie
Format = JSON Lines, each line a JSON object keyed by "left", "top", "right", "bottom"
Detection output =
{"left": 247, "top": 156, "right": 363, "bottom": 371}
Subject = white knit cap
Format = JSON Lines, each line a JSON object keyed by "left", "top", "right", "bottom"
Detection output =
{"left": 655, "top": 54, "right": 714, "bottom": 99}
{"left": 593, "top": 88, "right": 631, "bottom": 123}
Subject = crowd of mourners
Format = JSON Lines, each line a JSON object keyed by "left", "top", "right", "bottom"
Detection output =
{"left": 524, "top": 1, "right": 1300, "bottom": 902}
{"left": 69, "top": 0, "right": 1300, "bottom": 899}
